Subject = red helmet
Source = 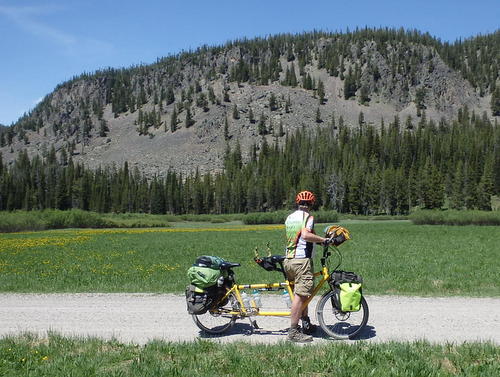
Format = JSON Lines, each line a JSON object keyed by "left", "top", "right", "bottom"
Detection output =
{"left": 295, "top": 190, "right": 316, "bottom": 204}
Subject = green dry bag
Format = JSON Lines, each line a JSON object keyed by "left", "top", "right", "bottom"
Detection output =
{"left": 338, "top": 282, "right": 362, "bottom": 312}
{"left": 187, "top": 266, "right": 221, "bottom": 288}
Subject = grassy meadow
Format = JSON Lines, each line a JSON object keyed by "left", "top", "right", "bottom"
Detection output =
{"left": 409, "top": 210, "right": 500, "bottom": 226}
{"left": 0, "top": 333, "right": 498, "bottom": 377}
{"left": 0, "top": 210, "right": 341, "bottom": 232}
{"left": 0, "top": 221, "right": 498, "bottom": 296}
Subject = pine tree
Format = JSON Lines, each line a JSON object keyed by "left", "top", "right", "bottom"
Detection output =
{"left": 196, "top": 93, "right": 209, "bottom": 112}
{"left": 358, "top": 111, "right": 365, "bottom": 131}
{"left": 330, "top": 112, "right": 336, "bottom": 130}
{"left": 344, "top": 67, "right": 357, "bottom": 99}
{"left": 491, "top": 85, "right": 500, "bottom": 116}
{"left": 166, "top": 86, "right": 175, "bottom": 105}
{"left": 289, "top": 62, "right": 298, "bottom": 87}
{"left": 185, "top": 107, "right": 194, "bottom": 128}
{"left": 474, "top": 153, "right": 493, "bottom": 207}
{"left": 258, "top": 113, "right": 267, "bottom": 135}
{"left": 224, "top": 116, "right": 230, "bottom": 141}
{"left": 99, "top": 119, "right": 109, "bottom": 137}
{"left": 285, "top": 95, "right": 291, "bottom": 113}
{"left": 269, "top": 93, "right": 277, "bottom": 111}
{"left": 223, "top": 86, "right": 230, "bottom": 102}
{"left": 170, "top": 110, "right": 178, "bottom": 132}
{"left": 415, "top": 87, "right": 426, "bottom": 117}
{"left": 232, "top": 104, "right": 239, "bottom": 119}
{"left": 317, "top": 79, "right": 325, "bottom": 104}
{"left": 248, "top": 107, "right": 255, "bottom": 124}
{"left": 315, "top": 107, "right": 322, "bottom": 123}
{"left": 208, "top": 86, "right": 216, "bottom": 104}
{"left": 463, "top": 163, "right": 478, "bottom": 209}
{"left": 359, "top": 85, "right": 370, "bottom": 104}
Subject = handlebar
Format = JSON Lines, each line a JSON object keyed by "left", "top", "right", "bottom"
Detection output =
{"left": 320, "top": 244, "right": 342, "bottom": 271}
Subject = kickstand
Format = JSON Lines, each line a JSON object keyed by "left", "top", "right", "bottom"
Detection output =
{"left": 245, "top": 317, "right": 259, "bottom": 334}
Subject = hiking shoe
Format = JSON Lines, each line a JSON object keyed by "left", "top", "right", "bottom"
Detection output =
{"left": 301, "top": 317, "right": 318, "bottom": 335}
{"left": 301, "top": 320, "right": 318, "bottom": 335}
{"left": 287, "top": 327, "right": 313, "bottom": 343}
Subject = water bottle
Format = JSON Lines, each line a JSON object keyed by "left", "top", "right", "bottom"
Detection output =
{"left": 252, "top": 289, "right": 262, "bottom": 308}
{"left": 282, "top": 290, "right": 291, "bottom": 308}
{"left": 241, "top": 292, "right": 251, "bottom": 310}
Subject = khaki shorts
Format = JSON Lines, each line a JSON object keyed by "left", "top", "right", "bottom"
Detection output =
{"left": 283, "top": 258, "right": 314, "bottom": 297}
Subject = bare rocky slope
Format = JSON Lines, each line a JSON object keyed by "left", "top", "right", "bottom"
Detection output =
{"left": 1, "top": 31, "right": 497, "bottom": 176}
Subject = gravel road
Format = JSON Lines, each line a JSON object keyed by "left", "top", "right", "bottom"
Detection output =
{"left": 1, "top": 294, "right": 499, "bottom": 345}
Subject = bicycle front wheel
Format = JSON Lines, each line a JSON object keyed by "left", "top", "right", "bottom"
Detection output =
{"left": 192, "top": 292, "right": 239, "bottom": 335}
{"left": 316, "top": 291, "right": 369, "bottom": 339}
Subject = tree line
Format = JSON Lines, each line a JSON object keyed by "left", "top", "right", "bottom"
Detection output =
{"left": 1, "top": 108, "right": 498, "bottom": 215}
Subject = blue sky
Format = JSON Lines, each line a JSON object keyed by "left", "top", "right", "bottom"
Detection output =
{"left": 0, "top": 0, "right": 498, "bottom": 125}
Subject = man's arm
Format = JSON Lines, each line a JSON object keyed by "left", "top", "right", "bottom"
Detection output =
{"left": 301, "top": 227, "right": 327, "bottom": 244}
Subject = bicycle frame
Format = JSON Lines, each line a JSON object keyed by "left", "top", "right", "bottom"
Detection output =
{"left": 223, "top": 263, "right": 331, "bottom": 317}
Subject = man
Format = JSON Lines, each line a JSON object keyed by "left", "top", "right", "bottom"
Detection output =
{"left": 284, "top": 190, "right": 329, "bottom": 342}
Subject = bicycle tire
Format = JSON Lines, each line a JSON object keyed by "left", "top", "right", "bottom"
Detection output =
{"left": 192, "top": 292, "right": 239, "bottom": 334}
{"left": 316, "top": 291, "right": 369, "bottom": 339}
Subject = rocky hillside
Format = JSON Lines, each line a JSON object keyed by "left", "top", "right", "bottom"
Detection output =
{"left": 1, "top": 29, "right": 498, "bottom": 176}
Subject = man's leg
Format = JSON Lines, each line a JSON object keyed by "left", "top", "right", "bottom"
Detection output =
{"left": 284, "top": 258, "right": 313, "bottom": 342}
{"left": 288, "top": 293, "right": 313, "bottom": 342}
{"left": 290, "top": 293, "right": 308, "bottom": 328}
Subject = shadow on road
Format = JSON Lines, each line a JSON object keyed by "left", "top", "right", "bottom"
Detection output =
{"left": 198, "top": 322, "right": 376, "bottom": 341}
{"left": 353, "top": 325, "right": 376, "bottom": 340}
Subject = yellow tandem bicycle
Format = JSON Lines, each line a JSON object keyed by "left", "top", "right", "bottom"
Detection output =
{"left": 191, "top": 227, "right": 369, "bottom": 339}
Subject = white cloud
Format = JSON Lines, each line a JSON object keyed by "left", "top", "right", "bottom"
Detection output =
{"left": 0, "top": 5, "right": 113, "bottom": 56}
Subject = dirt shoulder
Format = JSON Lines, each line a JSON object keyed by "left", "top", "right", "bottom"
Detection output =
{"left": 1, "top": 293, "right": 498, "bottom": 345}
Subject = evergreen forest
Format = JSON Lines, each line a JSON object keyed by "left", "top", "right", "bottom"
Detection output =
{"left": 1, "top": 107, "right": 498, "bottom": 215}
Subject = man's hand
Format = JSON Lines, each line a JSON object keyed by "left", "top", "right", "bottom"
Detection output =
{"left": 322, "top": 237, "right": 333, "bottom": 247}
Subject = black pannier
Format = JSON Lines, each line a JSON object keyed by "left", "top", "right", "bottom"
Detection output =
{"left": 185, "top": 284, "right": 227, "bottom": 315}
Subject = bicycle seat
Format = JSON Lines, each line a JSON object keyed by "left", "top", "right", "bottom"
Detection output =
{"left": 220, "top": 262, "right": 241, "bottom": 269}
{"left": 270, "top": 255, "right": 285, "bottom": 263}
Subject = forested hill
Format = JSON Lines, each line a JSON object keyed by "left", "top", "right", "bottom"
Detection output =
{"left": 0, "top": 28, "right": 499, "bottom": 177}
{"left": 1, "top": 111, "right": 498, "bottom": 214}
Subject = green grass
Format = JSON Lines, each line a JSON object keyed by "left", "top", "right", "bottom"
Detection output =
{"left": 0, "top": 221, "right": 499, "bottom": 296}
{"left": 0, "top": 333, "right": 498, "bottom": 377}
{"left": 1, "top": 210, "right": 296, "bottom": 233}
{"left": 0, "top": 211, "right": 251, "bottom": 233}
{"left": 492, "top": 196, "right": 500, "bottom": 211}
{"left": 409, "top": 210, "right": 500, "bottom": 226}
{"left": 243, "top": 210, "right": 339, "bottom": 224}
{"left": 0, "top": 210, "right": 117, "bottom": 233}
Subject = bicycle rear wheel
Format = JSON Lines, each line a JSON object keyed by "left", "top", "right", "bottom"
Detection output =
{"left": 316, "top": 291, "right": 369, "bottom": 339}
{"left": 192, "top": 292, "right": 239, "bottom": 334}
